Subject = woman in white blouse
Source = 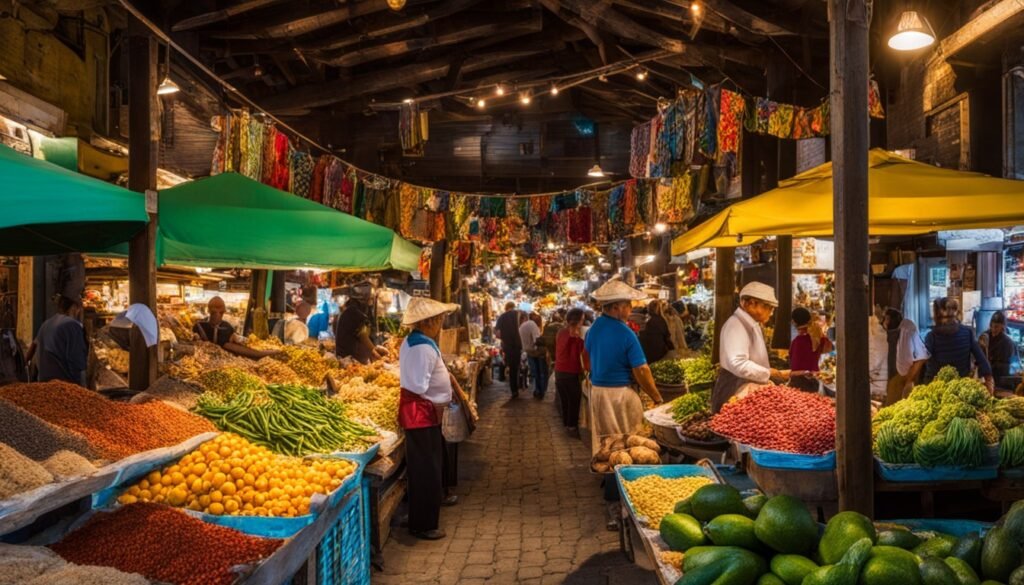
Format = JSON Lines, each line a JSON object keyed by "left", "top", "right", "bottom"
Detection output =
{"left": 398, "top": 297, "right": 473, "bottom": 540}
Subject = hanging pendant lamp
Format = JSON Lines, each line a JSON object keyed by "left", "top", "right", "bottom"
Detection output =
{"left": 888, "top": 10, "right": 936, "bottom": 51}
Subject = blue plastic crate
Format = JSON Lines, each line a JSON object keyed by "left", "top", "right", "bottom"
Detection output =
{"left": 317, "top": 482, "right": 370, "bottom": 585}
{"left": 614, "top": 464, "right": 719, "bottom": 525}
{"left": 883, "top": 518, "right": 993, "bottom": 538}
{"left": 874, "top": 455, "right": 998, "bottom": 483}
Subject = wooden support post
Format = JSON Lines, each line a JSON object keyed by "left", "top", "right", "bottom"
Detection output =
{"left": 127, "top": 24, "right": 158, "bottom": 391}
{"left": 711, "top": 247, "right": 736, "bottom": 365}
{"left": 429, "top": 240, "right": 448, "bottom": 302}
{"left": 768, "top": 54, "right": 796, "bottom": 350}
{"left": 830, "top": 0, "right": 873, "bottom": 516}
{"left": 268, "top": 270, "right": 286, "bottom": 318}
{"left": 772, "top": 236, "right": 794, "bottom": 350}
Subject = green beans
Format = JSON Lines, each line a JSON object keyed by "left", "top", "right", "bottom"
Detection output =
{"left": 195, "top": 384, "right": 376, "bottom": 456}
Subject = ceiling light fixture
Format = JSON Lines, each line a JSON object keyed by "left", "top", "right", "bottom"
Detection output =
{"left": 654, "top": 222, "right": 668, "bottom": 234}
{"left": 403, "top": 98, "right": 414, "bottom": 104}
{"left": 550, "top": 84, "right": 559, "bottom": 96}
{"left": 157, "top": 44, "right": 180, "bottom": 96}
{"left": 476, "top": 98, "right": 486, "bottom": 109}
{"left": 520, "top": 92, "right": 531, "bottom": 105}
{"left": 635, "top": 69, "right": 647, "bottom": 81}
{"left": 587, "top": 164, "right": 605, "bottom": 178}
{"left": 690, "top": 1, "right": 701, "bottom": 15}
{"left": 888, "top": 10, "right": 936, "bottom": 51}
{"left": 495, "top": 85, "right": 505, "bottom": 96}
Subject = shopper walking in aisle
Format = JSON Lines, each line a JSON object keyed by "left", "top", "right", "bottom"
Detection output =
{"left": 639, "top": 300, "right": 674, "bottom": 364}
{"left": 980, "top": 311, "right": 1016, "bottom": 390}
{"left": 495, "top": 302, "right": 523, "bottom": 397}
{"left": 923, "top": 297, "right": 994, "bottom": 391}
{"left": 883, "top": 308, "right": 929, "bottom": 404}
{"left": 788, "top": 307, "right": 832, "bottom": 391}
{"left": 555, "top": 308, "right": 586, "bottom": 435}
{"left": 26, "top": 294, "right": 87, "bottom": 386}
{"left": 585, "top": 281, "right": 664, "bottom": 457}
{"left": 398, "top": 297, "right": 475, "bottom": 540}
{"left": 542, "top": 308, "right": 566, "bottom": 365}
{"left": 713, "top": 282, "right": 790, "bottom": 413}
{"left": 663, "top": 304, "right": 688, "bottom": 360}
{"left": 521, "top": 312, "right": 548, "bottom": 399}
{"left": 305, "top": 300, "right": 332, "bottom": 340}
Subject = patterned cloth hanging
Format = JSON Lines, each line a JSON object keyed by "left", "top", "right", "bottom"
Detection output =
{"left": 210, "top": 115, "right": 227, "bottom": 175}
{"left": 399, "top": 103, "right": 429, "bottom": 155}
{"left": 338, "top": 168, "right": 356, "bottom": 214}
{"left": 528, "top": 196, "right": 550, "bottom": 226}
{"left": 270, "top": 132, "right": 290, "bottom": 190}
{"left": 810, "top": 101, "right": 830, "bottom": 136}
{"left": 869, "top": 80, "right": 885, "bottom": 119}
{"left": 791, "top": 107, "right": 814, "bottom": 139}
{"left": 310, "top": 156, "right": 329, "bottom": 203}
{"left": 399, "top": 183, "right": 417, "bottom": 239}
{"left": 768, "top": 103, "right": 795, "bottom": 139}
{"left": 448, "top": 194, "right": 470, "bottom": 241}
{"left": 635, "top": 179, "right": 654, "bottom": 231}
{"left": 607, "top": 184, "right": 626, "bottom": 240}
{"left": 682, "top": 93, "right": 697, "bottom": 165}
{"left": 623, "top": 180, "right": 639, "bottom": 231}
{"left": 756, "top": 98, "right": 776, "bottom": 135}
{"left": 700, "top": 87, "right": 719, "bottom": 159}
{"left": 629, "top": 121, "right": 652, "bottom": 178}
{"left": 649, "top": 112, "right": 670, "bottom": 179}
{"left": 590, "top": 190, "right": 609, "bottom": 243}
{"left": 322, "top": 159, "right": 346, "bottom": 210}
{"left": 226, "top": 113, "right": 241, "bottom": 172}
{"left": 567, "top": 206, "right": 592, "bottom": 243}
{"left": 261, "top": 125, "right": 277, "bottom": 185}
{"left": 657, "top": 174, "right": 694, "bottom": 224}
{"left": 353, "top": 179, "right": 366, "bottom": 219}
{"left": 478, "top": 197, "right": 506, "bottom": 218}
{"left": 289, "top": 151, "right": 314, "bottom": 198}
{"left": 718, "top": 89, "right": 746, "bottom": 154}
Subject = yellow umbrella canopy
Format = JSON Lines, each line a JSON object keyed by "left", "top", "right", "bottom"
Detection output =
{"left": 672, "top": 149, "right": 1024, "bottom": 255}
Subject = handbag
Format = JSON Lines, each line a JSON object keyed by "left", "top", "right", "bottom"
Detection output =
{"left": 442, "top": 400, "right": 469, "bottom": 442}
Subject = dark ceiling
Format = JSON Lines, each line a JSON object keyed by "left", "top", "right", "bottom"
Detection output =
{"left": 122, "top": 0, "right": 972, "bottom": 193}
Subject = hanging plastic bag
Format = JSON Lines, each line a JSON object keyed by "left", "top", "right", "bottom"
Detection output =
{"left": 442, "top": 401, "right": 469, "bottom": 443}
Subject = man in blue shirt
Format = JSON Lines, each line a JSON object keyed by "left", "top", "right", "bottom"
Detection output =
{"left": 584, "top": 280, "right": 663, "bottom": 457}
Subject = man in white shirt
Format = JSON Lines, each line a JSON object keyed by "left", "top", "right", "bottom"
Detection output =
{"left": 271, "top": 301, "right": 312, "bottom": 345}
{"left": 712, "top": 282, "right": 790, "bottom": 412}
{"left": 519, "top": 313, "right": 547, "bottom": 398}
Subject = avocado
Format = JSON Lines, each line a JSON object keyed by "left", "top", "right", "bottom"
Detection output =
{"left": 915, "top": 535, "right": 959, "bottom": 559}
{"left": 878, "top": 529, "right": 924, "bottom": 550}
{"left": 680, "top": 546, "right": 768, "bottom": 585}
{"left": 819, "top": 511, "right": 877, "bottom": 565}
{"left": 684, "top": 546, "right": 769, "bottom": 576}
{"left": 981, "top": 526, "right": 1022, "bottom": 582}
{"left": 744, "top": 494, "right": 769, "bottom": 518}
{"left": 759, "top": 574, "right": 787, "bottom": 585}
{"left": 802, "top": 538, "right": 874, "bottom": 585}
{"left": 706, "top": 514, "right": 762, "bottom": 551}
{"left": 661, "top": 513, "right": 707, "bottom": 552}
{"left": 870, "top": 546, "right": 922, "bottom": 566}
{"left": 675, "top": 497, "right": 694, "bottom": 516}
{"left": 920, "top": 558, "right": 962, "bottom": 585}
{"left": 690, "top": 484, "right": 749, "bottom": 522}
{"left": 754, "top": 495, "right": 819, "bottom": 555}
{"left": 860, "top": 555, "right": 922, "bottom": 585}
{"left": 676, "top": 558, "right": 731, "bottom": 585}
{"left": 944, "top": 556, "right": 981, "bottom": 585}
{"left": 1010, "top": 566, "right": 1024, "bottom": 585}
{"left": 1001, "top": 500, "right": 1024, "bottom": 545}
{"left": 950, "top": 532, "right": 983, "bottom": 574}
{"left": 770, "top": 554, "right": 819, "bottom": 585}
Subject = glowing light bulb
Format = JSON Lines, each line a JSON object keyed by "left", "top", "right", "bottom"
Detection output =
{"left": 520, "top": 92, "right": 531, "bottom": 105}
{"left": 636, "top": 69, "right": 647, "bottom": 81}
{"left": 476, "top": 98, "right": 486, "bottom": 109}
{"left": 690, "top": 1, "right": 701, "bottom": 15}
{"left": 495, "top": 85, "right": 505, "bottom": 96}
{"left": 550, "top": 84, "right": 559, "bottom": 96}
{"left": 654, "top": 223, "right": 668, "bottom": 234}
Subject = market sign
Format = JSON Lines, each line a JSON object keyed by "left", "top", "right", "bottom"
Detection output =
{"left": 793, "top": 238, "right": 834, "bottom": 271}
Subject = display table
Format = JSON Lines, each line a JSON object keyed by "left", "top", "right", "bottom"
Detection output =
{"left": 364, "top": 438, "right": 407, "bottom": 559}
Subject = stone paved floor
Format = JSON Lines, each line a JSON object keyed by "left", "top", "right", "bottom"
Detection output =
{"left": 373, "top": 380, "right": 658, "bottom": 585}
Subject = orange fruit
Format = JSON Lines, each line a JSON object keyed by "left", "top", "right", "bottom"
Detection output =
{"left": 208, "top": 502, "right": 225, "bottom": 515}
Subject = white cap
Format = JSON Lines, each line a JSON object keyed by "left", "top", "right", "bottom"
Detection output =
{"left": 591, "top": 280, "right": 647, "bottom": 304}
{"left": 402, "top": 297, "right": 460, "bottom": 326}
{"left": 739, "top": 281, "right": 779, "bottom": 307}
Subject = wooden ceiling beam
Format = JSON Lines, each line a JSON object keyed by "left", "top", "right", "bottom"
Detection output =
{"left": 611, "top": 0, "right": 731, "bottom": 34}
{"left": 315, "top": 12, "right": 542, "bottom": 68}
{"left": 259, "top": 48, "right": 551, "bottom": 111}
{"left": 208, "top": 0, "right": 412, "bottom": 40}
{"left": 304, "top": 0, "right": 484, "bottom": 52}
{"left": 540, "top": 0, "right": 686, "bottom": 53}
{"left": 172, "top": 0, "right": 285, "bottom": 32}
{"left": 662, "top": 0, "right": 797, "bottom": 36}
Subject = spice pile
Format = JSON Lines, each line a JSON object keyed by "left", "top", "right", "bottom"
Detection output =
{"left": 0, "top": 544, "right": 148, "bottom": 585}
{"left": 0, "top": 381, "right": 215, "bottom": 460}
{"left": 272, "top": 345, "right": 335, "bottom": 386}
{"left": 50, "top": 503, "right": 282, "bottom": 585}
{"left": 118, "top": 433, "right": 357, "bottom": 517}
{"left": 711, "top": 385, "right": 836, "bottom": 455}
{"left": 331, "top": 374, "right": 400, "bottom": 432}
{"left": 621, "top": 474, "right": 713, "bottom": 528}
{"left": 136, "top": 376, "right": 204, "bottom": 410}
{"left": 0, "top": 443, "right": 53, "bottom": 499}
{"left": 0, "top": 399, "right": 99, "bottom": 461}
{"left": 167, "top": 342, "right": 259, "bottom": 381}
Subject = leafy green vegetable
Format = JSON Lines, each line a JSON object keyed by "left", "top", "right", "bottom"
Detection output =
{"left": 681, "top": 356, "right": 716, "bottom": 385}
{"left": 672, "top": 391, "right": 710, "bottom": 424}
{"left": 651, "top": 359, "right": 686, "bottom": 384}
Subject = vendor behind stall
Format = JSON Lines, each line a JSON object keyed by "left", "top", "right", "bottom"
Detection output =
{"left": 334, "top": 291, "right": 383, "bottom": 364}
{"left": 713, "top": 282, "right": 790, "bottom": 413}
{"left": 583, "top": 281, "right": 663, "bottom": 458}
{"left": 27, "top": 294, "right": 88, "bottom": 386}
{"left": 193, "top": 296, "right": 277, "bottom": 360}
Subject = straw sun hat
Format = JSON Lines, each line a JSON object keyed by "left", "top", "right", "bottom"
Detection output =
{"left": 591, "top": 280, "right": 647, "bottom": 304}
{"left": 739, "top": 281, "right": 779, "bottom": 307}
{"left": 402, "top": 297, "right": 460, "bottom": 326}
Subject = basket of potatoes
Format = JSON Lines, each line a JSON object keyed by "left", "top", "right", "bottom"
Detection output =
{"left": 591, "top": 433, "right": 663, "bottom": 473}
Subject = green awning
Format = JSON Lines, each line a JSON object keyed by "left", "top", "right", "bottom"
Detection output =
{"left": 0, "top": 143, "right": 148, "bottom": 255}
{"left": 154, "top": 173, "right": 421, "bottom": 272}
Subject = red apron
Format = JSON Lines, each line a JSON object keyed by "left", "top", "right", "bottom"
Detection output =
{"left": 398, "top": 388, "right": 440, "bottom": 430}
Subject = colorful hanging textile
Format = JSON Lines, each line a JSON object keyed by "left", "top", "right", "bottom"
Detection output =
{"left": 338, "top": 168, "right": 356, "bottom": 214}
{"left": 699, "top": 87, "right": 719, "bottom": 158}
{"left": 322, "top": 159, "right": 346, "bottom": 210}
{"left": 590, "top": 190, "right": 609, "bottom": 243}
{"left": 607, "top": 184, "right": 625, "bottom": 239}
{"left": 810, "top": 101, "right": 830, "bottom": 136}
{"left": 869, "top": 80, "right": 885, "bottom": 119}
{"left": 353, "top": 179, "right": 366, "bottom": 219}
{"left": 210, "top": 115, "right": 227, "bottom": 175}
{"left": 399, "top": 183, "right": 417, "bottom": 239}
{"left": 270, "top": 132, "right": 290, "bottom": 190}
{"left": 755, "top": 98, "right": 775, "bottom": 135}
{"left": 768, "top": 103, "right": 795, "bottom": 139}
{"left": 791, "top": 107, "right": 814, "bottom": 139}
{"left": 399, "top": 103, "right": 429, "bottom": 155}
{"left": 310, "top": 156, "right": 329, "bottom": 203}
{"left": 528, "top": 196, "right": 549, "bottom": 226}
{"left": 682, "top": 93, "right": 697, "bottom": 165}
{"left": 261, "top": 125, "right": 277, "bottom": 185}
{"left": 717, "top": 89, "right": 745, "bottom": 154}
{"left": 289, "top": 151, "right": 314, "bottom": 198}
{"left": 630, "top": 121, "right": 651, "bottom": 178}
{"left": 649, "top": 112, "right": 670, "bottom": 179}
{"left": 478, "top": 197, "right": 506, "bottom": 218}
{"left": 567, "top": 206, "right": 592, "bottom": 243}
{"left": 226, "top": 113, "right": 241, "bottom": 172}
{"left": 623, "top": 180, "right": 639, "bottom": 231}
{"left": 635, "top": 179, "right": 654, "bottom": 230}
{"left": 449, "top": 194, "right": 470, "bottom": 241}
{"left": 657, "top": 174, "right": 693, "bottom": 224}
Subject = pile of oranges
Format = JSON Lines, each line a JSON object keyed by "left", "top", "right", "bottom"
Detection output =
{"left": 118, "top": 433, "right": 355, "bottom": 517}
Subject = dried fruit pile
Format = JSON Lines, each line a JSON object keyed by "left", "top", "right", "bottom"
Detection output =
{"left": 50, "top": 503, "right": 281, "bottom": 585}
{"left": 0, "top": 382, "right": 215, "bottom": 460}
{"left": 711, "top": 385, "right": 836, "bottom": 455}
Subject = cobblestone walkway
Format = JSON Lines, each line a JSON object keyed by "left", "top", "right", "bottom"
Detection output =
{"left": 373, "top": 380, "right": 657, "bottom": 585}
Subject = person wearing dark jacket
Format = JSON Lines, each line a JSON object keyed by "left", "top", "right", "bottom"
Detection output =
{"left": 495, "top": 302, "right": 523, "bottom": 397}
{"left": 639, "top": 300, "right": 674, "bottom": 364}
{"left": 923, "top": 297, "right": 994, "bottom": 392}
{"left": 980, "top": 311, "right": 1016, "bottom": 389}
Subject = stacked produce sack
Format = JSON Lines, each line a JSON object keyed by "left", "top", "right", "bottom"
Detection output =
{"left": 658, "top": 482, "right": 1024, "bottom": 584}
{"left": 873, "top": 366, "right": 1001, "bottom": 468}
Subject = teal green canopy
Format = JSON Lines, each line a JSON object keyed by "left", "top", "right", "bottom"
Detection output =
{"left": 154, "top": 173, "right": 421, "bottom": 272}
{"left": 0, "top": 143, "right": 148, "bottom": 255}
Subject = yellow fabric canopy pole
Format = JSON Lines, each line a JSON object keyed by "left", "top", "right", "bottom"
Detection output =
{"left": 672, "top": 149, "right": 1024, "bottom": 254}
